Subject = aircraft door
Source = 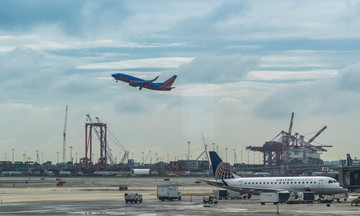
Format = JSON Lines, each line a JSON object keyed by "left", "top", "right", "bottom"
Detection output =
{"left": 318, "top": 180, "right": 324, "bottom": 188}
{"left": 237, "top": 181, "right": 243, "bottom": 186}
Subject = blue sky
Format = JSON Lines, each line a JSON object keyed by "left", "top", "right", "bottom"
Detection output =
{"left": 1, "top": 0, "right": 360, "bottom": 163}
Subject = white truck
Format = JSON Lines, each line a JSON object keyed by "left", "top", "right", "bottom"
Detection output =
{"left": 157, "top": 185, "right": 181, "bottom": 201}
{"left": 260, "top": 193, "right": 279, "bottom": 205}
{"left": 124, "top": 192, "right": 143, "bottom": 204}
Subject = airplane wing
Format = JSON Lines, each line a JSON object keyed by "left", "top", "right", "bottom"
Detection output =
{"left": 130, "top": 76, "right": 159, "bottom": 87}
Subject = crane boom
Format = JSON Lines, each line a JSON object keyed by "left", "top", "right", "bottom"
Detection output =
{"left": 63, "top": 105, "right": 68, "bottom": 163}
{"left": 308, "top": 126, "right": 327, "bottom": 144}
{"left": 288, "top": 112, "right": 294, "bottom": 135}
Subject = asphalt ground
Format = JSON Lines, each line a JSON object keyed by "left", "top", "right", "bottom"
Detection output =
{"left": 0, "top": 177, "right": 359, "bottom": 215}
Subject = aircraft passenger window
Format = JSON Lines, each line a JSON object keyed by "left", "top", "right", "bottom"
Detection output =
{"left": 259, "top": 182, "right": 261, "bottom": 184}
{"left": 267, "top": 182, "right": 269, "bottom": 184}
{"left": 291, "top": 182, "right": 293, "bottom": 184}
{"left": 314, "top": 181, "right": 316, "bottom": 184}
{"left": 287, "top": 182, "right": 289, "bottom": 184}
{"left": 310, "top": 182, "right": 312, "bottom": 184}
{"left": 306, "top": 182, "right": 308, "bottom": 184}
{"left": 263, "top": 182, "right": 265, "bottom": 184}
{"left": 275, "top": 182, "right": 276, "bottom": 184}
{"left": 302, "top": 182, "right": 304, "bottom": 184}
{"left": 256, "top": 182, "right": 258, "bottom": 184}
{"left": 283, "top": 182, "right": 285, "bottom": 184}
{"left": 271, "top": 182, "right": 273, "bottom": 184}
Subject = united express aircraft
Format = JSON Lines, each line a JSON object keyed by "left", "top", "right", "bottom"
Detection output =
{"left": 204, "top": 151, "right": 347, "bottom": 197}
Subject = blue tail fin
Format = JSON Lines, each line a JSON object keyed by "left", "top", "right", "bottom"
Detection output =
{"left": 209, "top": 151, "right": 234, "bottom": 180}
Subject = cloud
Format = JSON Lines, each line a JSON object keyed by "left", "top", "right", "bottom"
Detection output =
{"left": 176, "top": 54, "right": 260, "bottom": 84}
{"left": 0, "top": 1, "right": 130, "bottom": 36}
{"left": 77, "top": 57, "right": 194, "bottom": 70}
{"left": 336, "top": 63, "right": 360, "bottom": 92}
{"left": 253, "top": 63, "right": 360, "bottom": 118}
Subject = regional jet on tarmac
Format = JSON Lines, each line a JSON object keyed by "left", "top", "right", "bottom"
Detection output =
{"left": 111, "top": 73, "right": 177, "bottom": 91}
{"left": 203, "top": 151, "right": 347, "bottom": 198}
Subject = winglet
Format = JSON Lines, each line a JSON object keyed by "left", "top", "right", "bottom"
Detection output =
{"left": 151, "top": 76, "right": 159, "bottom": 82}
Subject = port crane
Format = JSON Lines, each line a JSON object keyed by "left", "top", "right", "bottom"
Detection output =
{"left": 246, "top": 112, "right": 332, "bottom": 166}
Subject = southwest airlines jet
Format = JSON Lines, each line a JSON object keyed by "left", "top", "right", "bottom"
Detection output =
{"left": 204, "top": 151, "right": 347, "bottom": 197}
{"left": 111, "top": 73, "right": 177, "bottom": 91}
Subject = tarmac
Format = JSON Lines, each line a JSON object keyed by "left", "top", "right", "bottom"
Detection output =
{"left": 0, "top": 177, "right": 359, "bottom": 215}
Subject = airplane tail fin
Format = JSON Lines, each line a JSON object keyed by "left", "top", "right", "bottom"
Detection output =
{"left": 209, "top": 151, "right": 234, "bottom": 180}
{"left": 163, "top": 75, "right": 177, "bottom": 88}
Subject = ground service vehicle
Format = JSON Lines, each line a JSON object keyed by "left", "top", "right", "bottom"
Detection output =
{"left": 157, "top": 185, "right": 181, "bottom": 201}
{"left": 213, "top": 189, "right": 228, "bottom": 200}
{"left": 125, "top": 192, "right": 143, "bottom": 204}
{"left": 260, "top": 193, "right": 279, "bottom": 205}
{"left": 203, "top": 195, "right": 218, "bottom": 204}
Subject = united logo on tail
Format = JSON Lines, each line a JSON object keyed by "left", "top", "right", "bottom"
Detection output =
{"left": 209, "top": 151, "right": 234, "bottom": 180}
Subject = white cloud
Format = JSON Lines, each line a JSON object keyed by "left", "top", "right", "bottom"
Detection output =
{"left": 253, "top": 62, "right": 360, "bottom": 118}
{"left": 177, "top": 54, "right": 260, "bottom": 84}
{"left": 77, "top": 57, "right": 194, "bottom": 70}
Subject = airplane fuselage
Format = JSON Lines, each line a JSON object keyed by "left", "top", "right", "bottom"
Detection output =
{"left": 209, "top": 176, "right": 347, "bottom": 195}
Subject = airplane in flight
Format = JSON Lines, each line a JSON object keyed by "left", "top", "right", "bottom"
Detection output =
{"left": 203, "top": 151, "right": 348, "bottom": 198}
{"left": 111, "top": 73, "right": 177, "bottom": 91}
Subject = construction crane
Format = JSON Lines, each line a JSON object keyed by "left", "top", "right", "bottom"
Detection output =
{"left": 63, "top": 105, "right": 68, "bottom": 163}
{"left": 233, "top": 149, "right": 238, "bottom": 164}
{"left": 144, "top": 150, "right": 151, "bottom": 164}
{"left": 196, "top": 134, "right": 210, "bottom": 162}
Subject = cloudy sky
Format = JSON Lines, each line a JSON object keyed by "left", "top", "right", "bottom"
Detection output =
{"left": 1, "top": 0, "right": 360, "bottom": 164}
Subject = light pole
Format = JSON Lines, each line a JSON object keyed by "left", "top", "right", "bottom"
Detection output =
{"left": 212, "top": 143, "right": 215, "bottom": 151}
{"left": 12, "top": 149, "right": 14, "bottom": 163}
{"left": 57, "top": 152, "right": 59, "bottom": 164}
